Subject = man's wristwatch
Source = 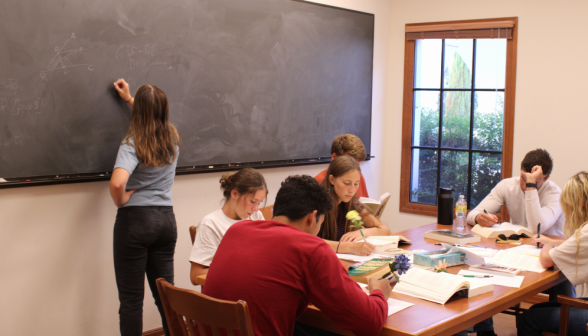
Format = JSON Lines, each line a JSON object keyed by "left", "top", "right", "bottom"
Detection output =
{"left": 526, "top": 182, "right": 538, "bottom": 189}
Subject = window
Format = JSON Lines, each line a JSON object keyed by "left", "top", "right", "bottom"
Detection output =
{"left": 399, "top": 18, "right": 518, "bottom": 218}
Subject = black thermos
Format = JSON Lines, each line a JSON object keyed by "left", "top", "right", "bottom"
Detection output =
{"left": 437, "top": 187, "right": 455, "bottom": 225}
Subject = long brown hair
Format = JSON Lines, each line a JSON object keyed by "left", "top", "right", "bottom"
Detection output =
{"left": 318, "top": 156, "right": 360, "bottom": 240}
{"left": 122, "top": 84, "right": 180, "bottom": 167}
{"left": 219, "top": 168, "right": 268, "bottom": 205}
{"left": 560, "top": 171, "right": 588, "bottom": 276}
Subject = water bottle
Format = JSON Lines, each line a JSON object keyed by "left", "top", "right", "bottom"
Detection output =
{"left": 455, "top": 195, "right": 467, "bottom": 231}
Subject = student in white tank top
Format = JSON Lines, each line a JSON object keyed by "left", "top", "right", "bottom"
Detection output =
{"left": 518, "top": 171, "right": 588, "bottom": 335}
{"left": 189, "top": 168, "right": 268, "bottom": 285}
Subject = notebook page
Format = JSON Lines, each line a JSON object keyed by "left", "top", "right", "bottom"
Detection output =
{"left": 487, "top": 250, "right": 546, "bottom": 273}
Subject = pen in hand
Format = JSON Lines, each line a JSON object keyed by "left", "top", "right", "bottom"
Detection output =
{"left": 378, "top": 271, "right": 392, "bottom": 280}
{"left": 537, "top": 223, "right": 542, "bottom": 248}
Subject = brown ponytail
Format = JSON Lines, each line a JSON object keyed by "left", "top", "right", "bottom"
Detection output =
{"left": 219, "top": 168, "right": 268, "bottom": 204}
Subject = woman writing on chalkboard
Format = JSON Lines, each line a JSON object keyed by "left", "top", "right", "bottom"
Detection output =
{"left": 317, "top": 156, "right": 390, "bottom": 256}
{"left": 189, "top": 168, "right": 268, "bottom": 285}
{"left": 110, "top": 79, "right": 180, "bottom": 336}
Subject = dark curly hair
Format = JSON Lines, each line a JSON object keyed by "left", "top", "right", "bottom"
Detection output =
{"left": 273, "top": 175, "right": 333, "bottom": 221}
{"left": 521, "top": 149, "right": 553, "bottom": 176}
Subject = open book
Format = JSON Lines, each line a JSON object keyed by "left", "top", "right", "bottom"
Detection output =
{"left": 359, "top": 192, "right": 391, "bottom": 219}
{"left": 471, "top": 222, "right": 533, "bottom": 238}
{"left": 365, "top": 236, "right": 412, "bottom": 252}
{"left": 393, "top": 267, "right": 494, "bottom": 304}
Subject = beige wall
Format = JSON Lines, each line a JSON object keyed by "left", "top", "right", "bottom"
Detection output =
{"left": 384, "top": 0, "right": 588, "bottom": 232}
{"left": 0, "top": 1, "right": 390, "bottom": 335}
{"left": 3, "top": 0, "right": 588, "bottom": 335}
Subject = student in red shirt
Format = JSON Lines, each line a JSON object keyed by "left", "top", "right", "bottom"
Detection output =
{"left": 203, "top": 175, "right": 390, "bottom": 336}
{"left": 315, "top": 134, "right": 369, "bottom": 198}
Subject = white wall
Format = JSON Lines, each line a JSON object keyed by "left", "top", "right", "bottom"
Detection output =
{"left": 383, "top": 0, "right": 588, "bottom": 232}
{"left": 4, "top": 0, "right": 588, "bottom": 334}
{"left": 0, "top": 1, "right": 391, "bottom": 335}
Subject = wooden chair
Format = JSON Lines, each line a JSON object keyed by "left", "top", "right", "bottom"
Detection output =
{"left": 540, "top": 295, "right": 588, "bottom": 336}
{"left": 260, "top": 205, "right": 273, "bottom": 220}
{"left": 156, "top": 278, "right": 254, "bottom": 336}
{"left": 189, "top": 226, "right": 197, "bottom": 244}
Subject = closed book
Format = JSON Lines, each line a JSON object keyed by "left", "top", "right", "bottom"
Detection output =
{"left": 424, "top": 229, "right": 481, "bottom": 244}
{"left": 392, "top": 267, "right": 494, "bottom": 304}
{"left": 469, "top": 263, "right": 522, "bottom": 277}
{"left": 348, "top": 258, "right": 393, "bottom": 284}
{"left": 471, "top": 222, "right": 533, "bottom": 238}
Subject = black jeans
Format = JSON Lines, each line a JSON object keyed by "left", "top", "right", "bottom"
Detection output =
{"left": 113, "top": 206, "right": 177, "bottom": 336}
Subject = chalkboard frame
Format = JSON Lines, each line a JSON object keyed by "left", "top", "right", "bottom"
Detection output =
{"left": 0, "top": 0, "right": 374, "bottom": 189}
{"left": 0, "top": 155, "right": 373, "bottom": 189}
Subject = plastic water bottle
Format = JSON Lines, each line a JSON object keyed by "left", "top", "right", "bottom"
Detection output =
{"left": 455, "top": 195, "right": 467, "bottom": 231}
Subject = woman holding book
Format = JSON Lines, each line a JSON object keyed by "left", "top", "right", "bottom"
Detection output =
{"left": 317, "top": 156, "right": 390, "bottom": 256}
{"left": 518, "top": 171, "right": 588, "bottom": 335}
{"left": 189, "top": 168, "right": 268, "bottom": 284}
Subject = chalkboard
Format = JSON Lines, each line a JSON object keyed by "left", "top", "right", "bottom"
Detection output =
{"left": 0, "top": 0, "right": 374, "bottom": 186}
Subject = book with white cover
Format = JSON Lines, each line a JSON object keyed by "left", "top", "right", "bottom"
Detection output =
{"left": 359, "top": 192, "right": 391, "bottom": 219}
{"left": 471, "top": 222, "right": 533, "bottom": 238}
{"left": 392, "top": 267, "right": 494, "bottom": 305}
{"left": 487, "top": 250, "right": 547, "bottom": 273}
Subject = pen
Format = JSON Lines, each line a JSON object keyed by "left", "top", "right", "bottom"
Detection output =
{"left": 483, "top": 209, "right": 490, "bottom": 215}
{"left": 462, "top": 275, "right": 493, "bottom": 278}
{"left": 378, "top": 271, "right": 392, "bottom": 280}
{"left": 537, "top": 223, "right": 542, "bottom": 248}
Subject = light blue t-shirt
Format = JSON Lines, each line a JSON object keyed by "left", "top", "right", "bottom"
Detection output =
{"left": 113, "top": 138, "right": 179, "bottom": 207}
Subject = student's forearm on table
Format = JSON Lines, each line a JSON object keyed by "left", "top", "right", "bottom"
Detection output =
{"left": 539, "top": 245, "right": 555, "bottom": 268}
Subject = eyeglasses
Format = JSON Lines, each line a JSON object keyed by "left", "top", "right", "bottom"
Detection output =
{"left": 495, "top": 234, "right": 522, "bottom": 244}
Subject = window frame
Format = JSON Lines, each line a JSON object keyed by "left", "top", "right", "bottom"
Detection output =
{"left": 399, "top": 17, "right": 518, "bottom": 219}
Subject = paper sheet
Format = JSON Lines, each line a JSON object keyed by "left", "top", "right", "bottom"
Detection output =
{"left": 357, "top": 282, "right": 414, "bottom": 315}
{"left": 487, "top": 250, "right": 546, "bottom": 273}
{"left": 506, "top": 244, "right": 542, "bottom": 257}
{"left": 458, "top": 269, "right": 525, "bottom": 288}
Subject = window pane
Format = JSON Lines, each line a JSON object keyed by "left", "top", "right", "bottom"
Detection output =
{"left": 473, "top": 92, "right": 504, "bottom": 151}
{"left": 443, "top": 39, "right": 473, "bottom": 89}
{"left": 415, "top": 39, "right": 442, "bottom": 89}
{"left": 441, "top": 91, "right": 471, "bottom": 149}
{"left": 410, "top": 148, "right": 438, "bottom": 205}
{"left": 413, "top": 91, "right": 440, "bottom": 147}
{"left": 470, "top": 152, "right": 502, "bottom": 208}
{"left": 475, "top": 39, "right": 506, "bottom": 89}
{"left": 440, "top": 150, "right": 469, "bottom": 203}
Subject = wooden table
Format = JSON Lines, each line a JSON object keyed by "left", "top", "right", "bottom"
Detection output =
{"left": 196, "top": 223, "right": 565, "bottom": 336}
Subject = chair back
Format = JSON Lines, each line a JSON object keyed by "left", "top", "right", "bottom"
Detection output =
{"left": 260, "top": 205, "right": 274, "bottom": 221}
{"left": 156, "top": 278, "right": 254, "bottom": 336}
{"left": 189, "top": 226, "right": 197, "bottom": 245}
